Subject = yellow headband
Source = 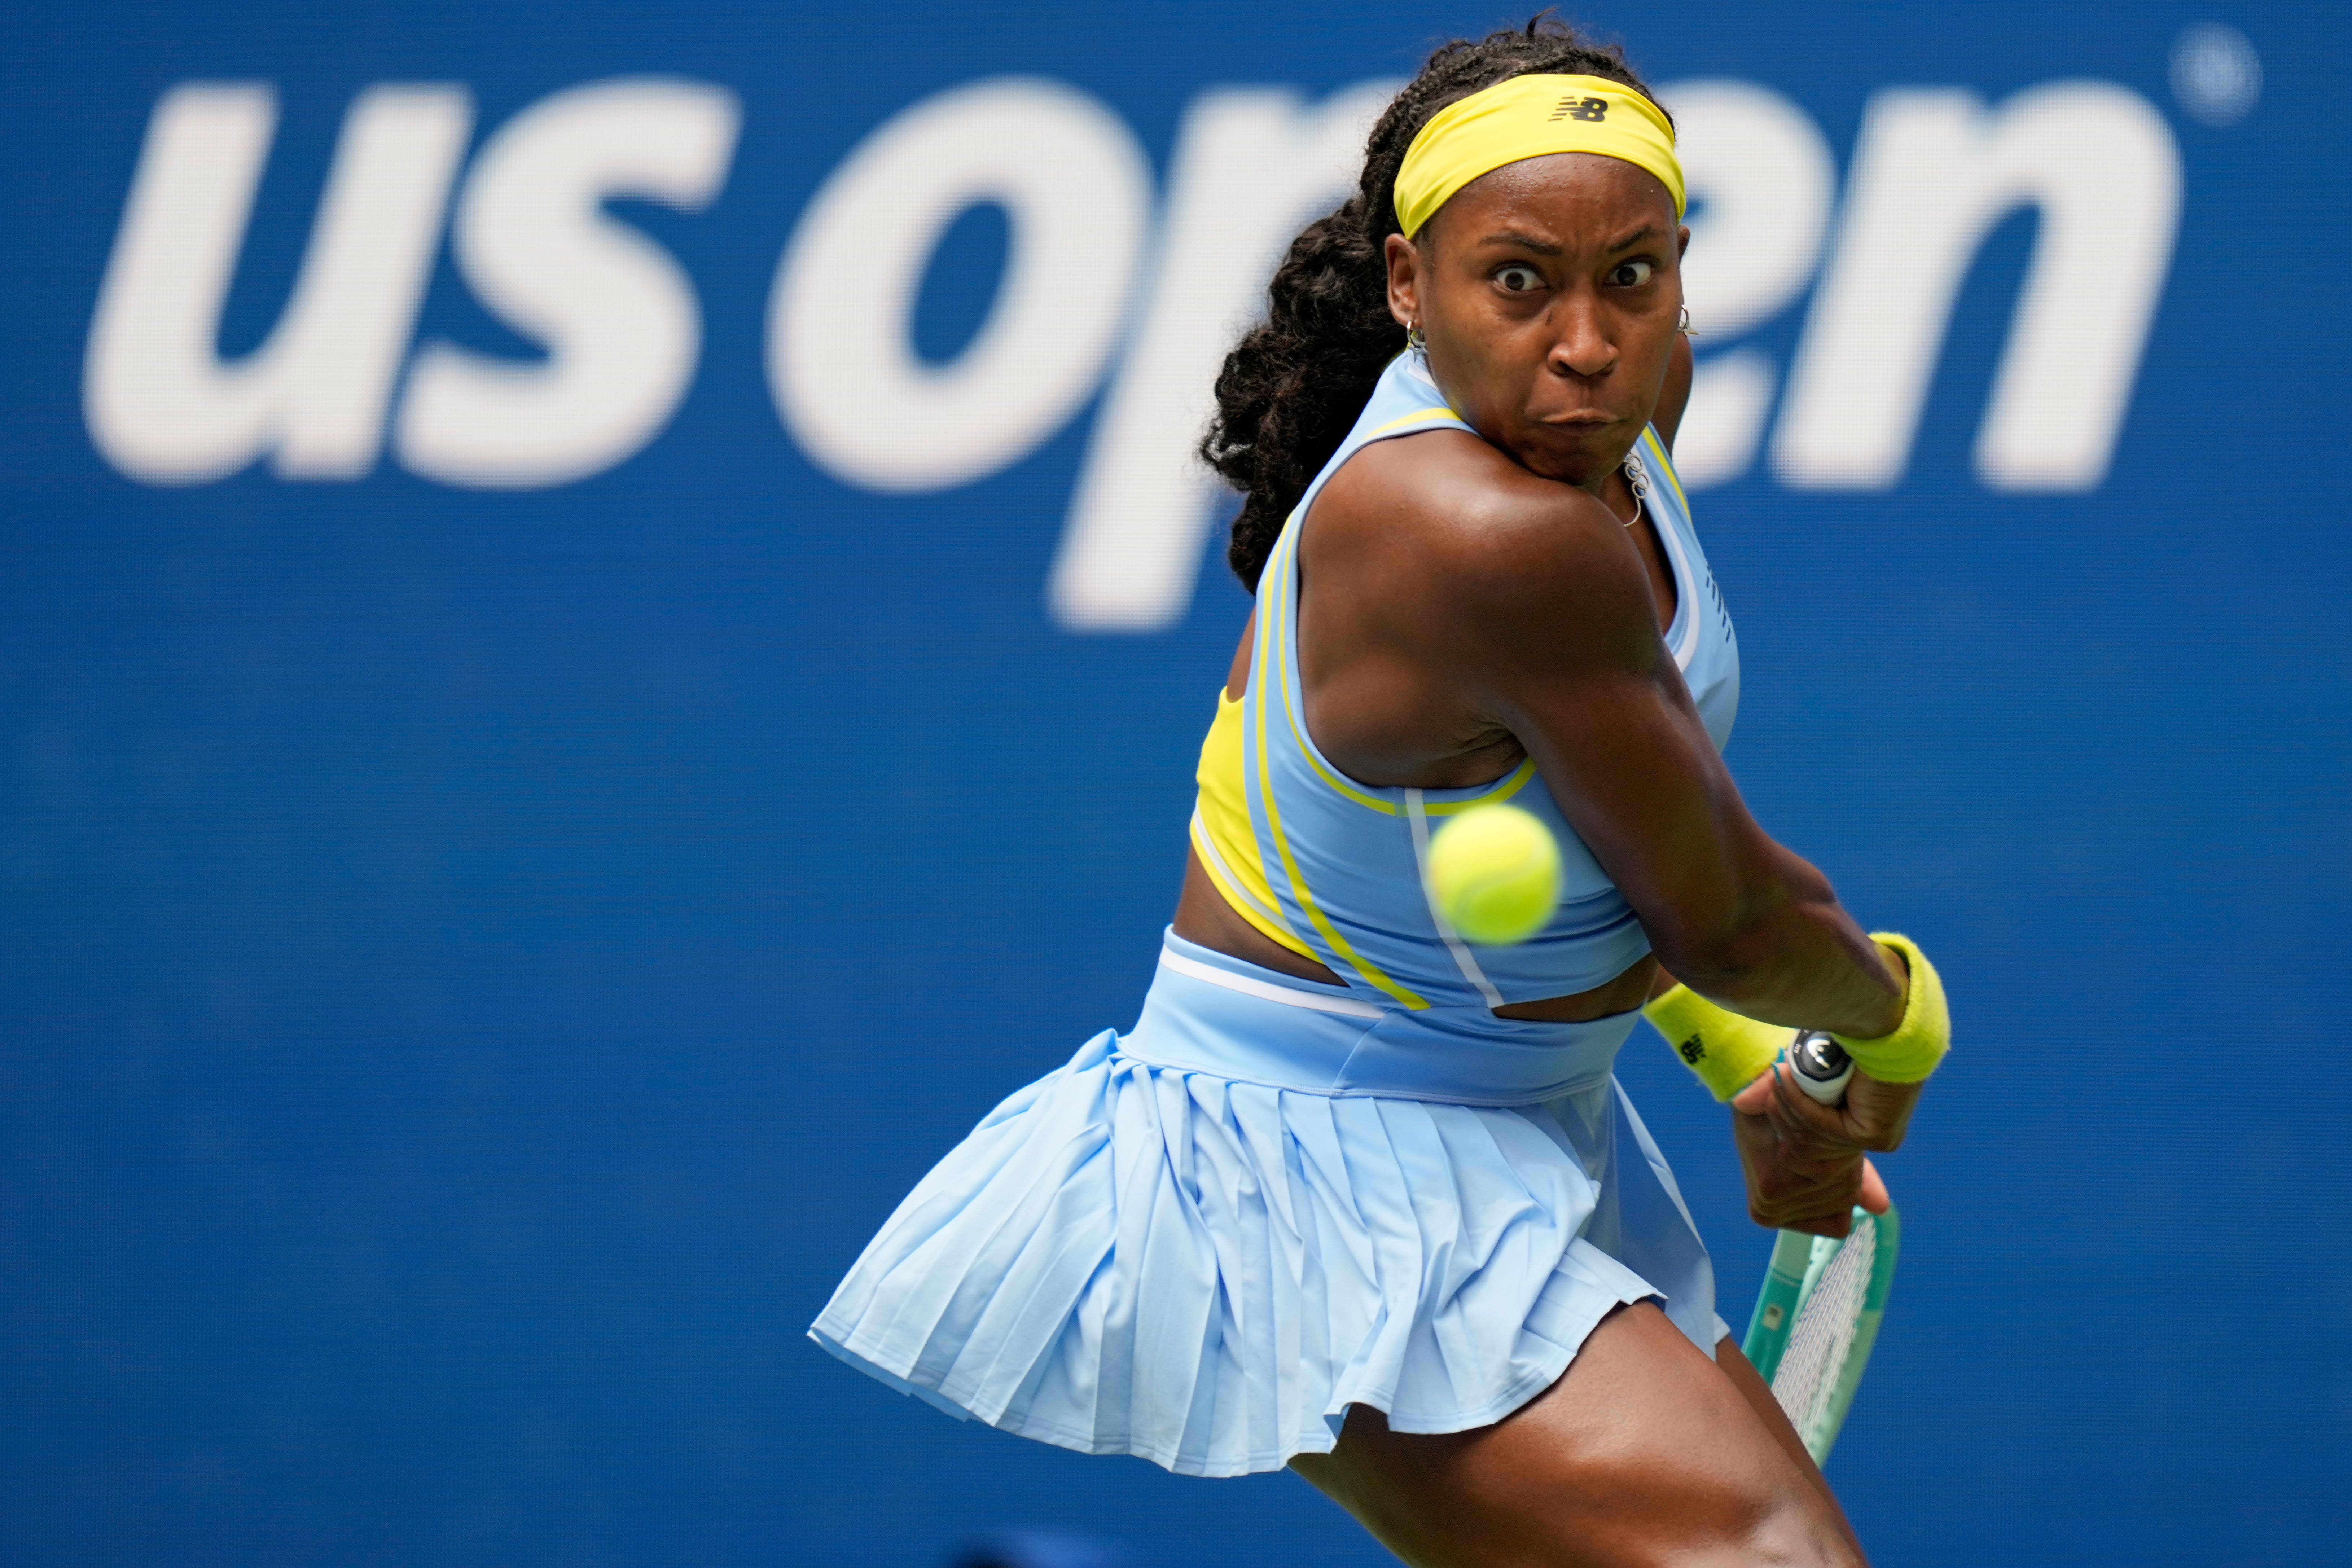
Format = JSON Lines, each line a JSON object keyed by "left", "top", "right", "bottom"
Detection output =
{"left": 1392, "top": 74, "right": 1685, "bottom": 240}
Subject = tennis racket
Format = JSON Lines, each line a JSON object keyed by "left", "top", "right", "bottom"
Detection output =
{"left": 1738, "top": 1032, "right": 1903, "bottom": 1466}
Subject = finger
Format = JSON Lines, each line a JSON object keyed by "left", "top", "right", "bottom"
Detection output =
{"left": 1751, "top": 1123, "right": 1857, "bottom": 1185}
{"left": 1845, "top": 1070, "right": 1924, "bottom": 1152}
{"left": 1752, "top": 1153, "right": 1869, "bottom": 1216}
{"left": 1763, "top": 1066, "right": 1848, "bottom": 1148}
{"left": 1731, "top": 1069, "right": 1778, "bottom": 1115}
{"left": 1783, "top": 1060, "right": 1869, "bottom": 1142}
{"left": 1765, "top": 1064, "right": 1875, "bottom": 1154}
{"left": 1857, "top": 1157, "right": 1891, "bottom": 1216}
{"left": 1769, "top": 1159, "right": 1882, "bottom": 1233}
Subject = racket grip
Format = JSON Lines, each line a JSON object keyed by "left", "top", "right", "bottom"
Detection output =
{"left": 1787, "top": 1031, "right": 1854, "bottom": 1105}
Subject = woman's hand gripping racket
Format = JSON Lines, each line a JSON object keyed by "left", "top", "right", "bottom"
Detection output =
{"left": 1738, "top": 1033, "right": 1902, "bottom": 1466}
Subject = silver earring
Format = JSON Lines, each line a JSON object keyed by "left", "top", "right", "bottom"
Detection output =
{"left": 1406, "top": 322, "right": 1427, "bottom": 352}
{"left": 1677, "top": 307, "right": 1693, "bottom": 336}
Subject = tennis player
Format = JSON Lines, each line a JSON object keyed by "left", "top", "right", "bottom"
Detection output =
{"left": 814, "top": 20, "right": 1952, "bottom": 1564}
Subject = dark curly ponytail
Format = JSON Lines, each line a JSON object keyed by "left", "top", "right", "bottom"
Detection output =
{"left": 1199, "top": 16, "right": 1668, "bottom": 592}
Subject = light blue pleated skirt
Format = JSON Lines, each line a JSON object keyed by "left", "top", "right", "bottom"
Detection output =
{"left": 810, "top": 931, "right": 1727, "bottom": 1478}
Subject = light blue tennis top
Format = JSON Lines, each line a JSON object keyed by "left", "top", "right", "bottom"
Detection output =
{"left": 1189, "top": 348, "right": 1740, "bottom": 1013}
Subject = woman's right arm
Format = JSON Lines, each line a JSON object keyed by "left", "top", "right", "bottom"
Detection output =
{"left": 1380, "top": 447, "right": 1909, "bottom": 1042}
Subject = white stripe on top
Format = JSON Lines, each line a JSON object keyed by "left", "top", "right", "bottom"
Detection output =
{"left": 1159, "top": 949, "right": 1385, "bottom": 1019}
{"left": 1404, "top": 788, "right": 1508, "bottom": 1009}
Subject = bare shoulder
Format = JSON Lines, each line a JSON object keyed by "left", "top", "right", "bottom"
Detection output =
{"left": 1312, "top": 429, "right": 1666, "bottom": 675}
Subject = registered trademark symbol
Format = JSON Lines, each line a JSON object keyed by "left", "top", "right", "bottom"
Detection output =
{"left": 2169, "top": 21, "right": 2262, "bottom": 127}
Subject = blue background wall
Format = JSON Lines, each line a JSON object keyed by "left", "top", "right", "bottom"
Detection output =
{"left": 4, "top": 3, "right": 2346, "bottom": 1564}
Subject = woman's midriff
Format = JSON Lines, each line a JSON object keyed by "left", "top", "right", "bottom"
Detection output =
{"left": 1171, "top": 848, "right": 1659, "bottom": 1023}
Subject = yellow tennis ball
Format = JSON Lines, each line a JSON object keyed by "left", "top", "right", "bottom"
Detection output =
{"left": 1426, "top": 802, "right": 1562, "bottom": 945}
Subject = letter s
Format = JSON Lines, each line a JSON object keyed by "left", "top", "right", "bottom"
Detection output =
{"left": 396, "top": 79, "right": 739, "bottom": 488}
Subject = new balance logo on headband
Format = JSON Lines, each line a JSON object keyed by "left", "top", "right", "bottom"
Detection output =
{"left": 1548, "top": 96, "right": 1608, "bottom": 123}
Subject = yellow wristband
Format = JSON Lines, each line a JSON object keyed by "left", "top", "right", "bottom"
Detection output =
{"left": 1643, "top": 985, "right": 1793, "bottom": 1102}
{"left": 1829, "top": 933, "right": 1950, "bottom": 1083}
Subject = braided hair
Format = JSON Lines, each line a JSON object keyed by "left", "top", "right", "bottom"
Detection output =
{"left": 1199, "top": 17, "right": 1669, "bottom": 592}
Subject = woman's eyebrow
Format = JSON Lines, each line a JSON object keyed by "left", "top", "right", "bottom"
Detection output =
{"left": 1467, "top": 223, "right": 1667, "bottom": 256}
{"left": 1604, "top": 224, "right": 1668, "bottom": 252}
{"left": 1471, "top": 229, "right": 1563, "bottom": 255}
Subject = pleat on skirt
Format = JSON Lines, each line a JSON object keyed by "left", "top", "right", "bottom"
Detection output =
{"left": 810, "top": 936, "right": 1726, "bottom": 1479}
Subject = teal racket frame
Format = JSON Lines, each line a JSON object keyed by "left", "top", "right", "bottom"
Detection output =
{"left": 1739, "top": 1204, "right": 1901, "bottom": 1464}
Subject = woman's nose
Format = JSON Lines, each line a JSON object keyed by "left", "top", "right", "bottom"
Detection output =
{"left": 1547, "top": 296, "right": 1617, "bottom": 379}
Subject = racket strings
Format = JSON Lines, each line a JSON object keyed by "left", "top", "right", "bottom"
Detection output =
{"left": 1769, "top": 1218, "right": 1876, "bottom": 1445}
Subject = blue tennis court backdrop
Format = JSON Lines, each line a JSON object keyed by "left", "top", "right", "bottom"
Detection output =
{"left": 3, "top": 1, "right": 2344, "bottom": 1563}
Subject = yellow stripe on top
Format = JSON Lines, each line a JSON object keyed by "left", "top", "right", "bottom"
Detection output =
{"left": 1283, "top": 723, "right": 1400, "bottom": 814}
{"left": 1258, "top": 523, "right": 1430, "bottom": 1011}
{"left": 1190, "top": 691, "right": 1316, "bottom": 960}
{"left": 1423, "top": 758, "right": 1537, "bottom": 813}
{"left": 1261, "top": 459, "right": 1540, "bottom": 821}
{"left": 1641, "top": 426, "right": 1690, "bottom": 516}
{"left": 1364, "top": 405, "right": 1464, "bottom": 440}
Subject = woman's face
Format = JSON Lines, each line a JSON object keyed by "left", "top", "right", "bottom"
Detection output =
{"left": 1386, "top": 151, "right": 1688, "bottom": 490}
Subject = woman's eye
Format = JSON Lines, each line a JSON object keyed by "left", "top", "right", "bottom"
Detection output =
{"left": 1495, "top": 264, "right": 1543, "bottom": 293}
{"left": 1609, "top": 259, "right": 1658, "bottom": 287}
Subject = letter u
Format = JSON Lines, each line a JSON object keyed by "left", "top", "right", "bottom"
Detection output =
{"left": 84, "top": 83, "right": 473, "bottom": 484}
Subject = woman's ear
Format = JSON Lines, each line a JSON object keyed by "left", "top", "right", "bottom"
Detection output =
{"left": 1676, "top": 224, "right": 1691, "bottom": 261}
{"left": 1385, "top": 232, "right": 1421, "bottom": 329}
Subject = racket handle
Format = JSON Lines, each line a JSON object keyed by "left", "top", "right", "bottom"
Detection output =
{"left": 1787, "top": 1031, "right": 1854, "bottom": 1105}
